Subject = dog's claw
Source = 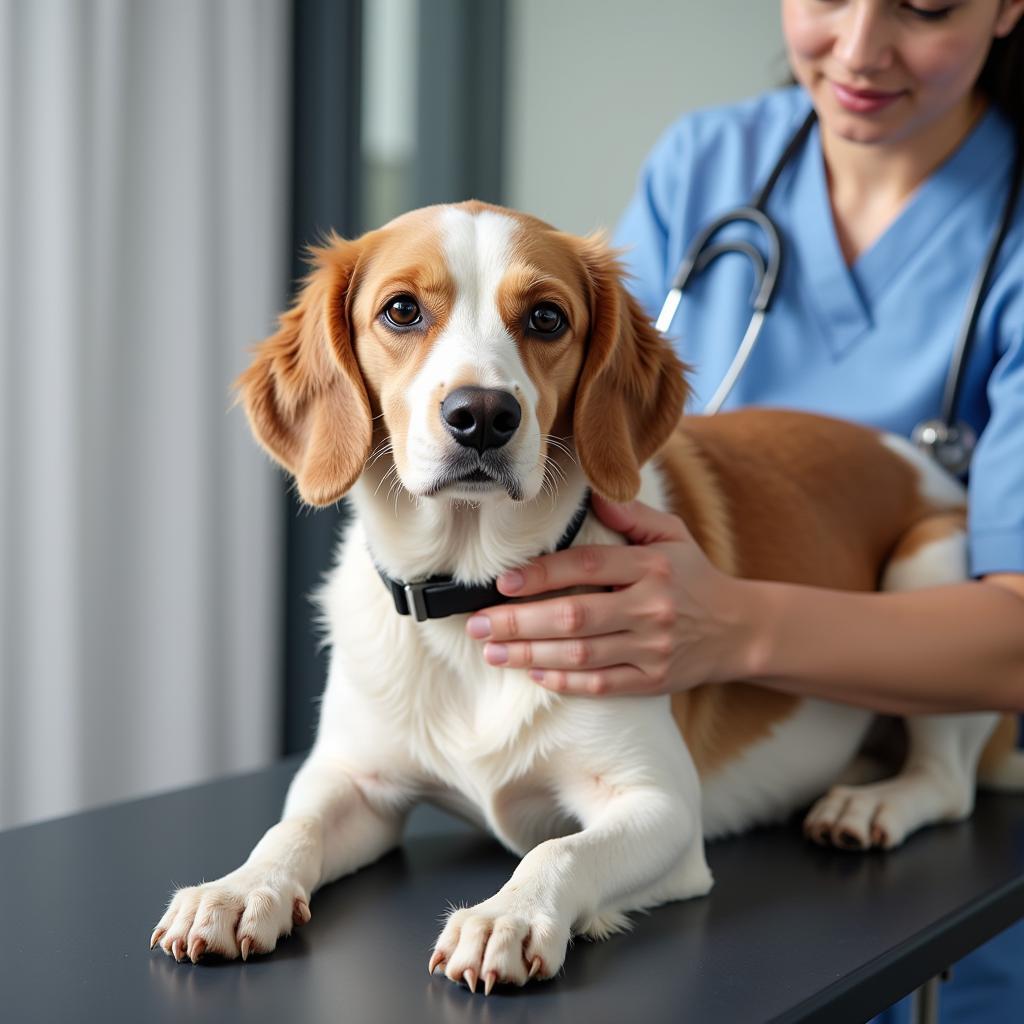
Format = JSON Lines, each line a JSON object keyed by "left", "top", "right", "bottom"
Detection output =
{"left": 293, "top": 898, "right": 311, "bottom": 926}
{"left": 150, "top": 927, "right": 164, "bottom": 950}
{"left": 172, "top": 938, "right": 185, "bottom": 962}
{"left": 189, "top": 938, "right": 206, "bottom": 964}
{"left": 484, "top": 971, "right": 497, "bottom": 996}
{"left": 240, "top": 936, "right": 252, "bottom": 962}
{"left": 529, "top": 956, "right": 542, "bottom": 979}
{"left": 464, "top": 968, "right": 477, "bottom": 993}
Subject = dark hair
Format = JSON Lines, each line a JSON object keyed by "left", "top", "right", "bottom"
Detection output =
{"left": 978, "top": 17, "right": 1024, "bottom": 140}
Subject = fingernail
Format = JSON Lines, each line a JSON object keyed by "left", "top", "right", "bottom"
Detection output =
{"left": 498, "top": 569, "right": 524, "bottom": 593}
{"left": 529, "top": 669, "right": 545, "bottom": 682}
{"left": 467, "top": 615, "right": 491, "bottom": 639}
{"left": 485, "top": 643, "right": 508, "bottom": 664}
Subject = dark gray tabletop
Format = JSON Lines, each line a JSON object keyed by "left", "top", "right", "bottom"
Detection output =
{"left": 2, "top": 756, "right": 1023, "bottom": 1024}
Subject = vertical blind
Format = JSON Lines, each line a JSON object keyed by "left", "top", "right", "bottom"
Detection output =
{"left": 0, "top": 0, "right": 288, "bottom": 828}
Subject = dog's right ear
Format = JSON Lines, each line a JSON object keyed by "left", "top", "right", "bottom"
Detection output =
{"left": 235, "top": 236, "right": 372, "bottom": 506}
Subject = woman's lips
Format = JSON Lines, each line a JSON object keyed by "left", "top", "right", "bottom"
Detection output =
{"left": 830, "top": 80, "right": 905, "bottom": 114}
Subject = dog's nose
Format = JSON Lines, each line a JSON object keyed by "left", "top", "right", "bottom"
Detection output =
{"left": 441, "top": 386, "right": 522, "bottom": 452}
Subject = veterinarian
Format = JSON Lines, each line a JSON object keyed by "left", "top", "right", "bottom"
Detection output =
{"left": 468, "top": 1, "right": 1024, "bottom": 1020}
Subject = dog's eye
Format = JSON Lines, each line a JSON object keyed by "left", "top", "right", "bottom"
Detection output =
{"left": 383, "top": 296, "right": 422, "bottom": 328}
{"left": 528, "top": 302, "right": 566, "bottom": 337}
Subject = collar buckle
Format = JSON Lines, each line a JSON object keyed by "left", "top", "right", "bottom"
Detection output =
{"left": 374, "top": 488, "right": 592, "bottom": 621}
{"left": 402, "top": 580, "right": 431, "bottom": 622}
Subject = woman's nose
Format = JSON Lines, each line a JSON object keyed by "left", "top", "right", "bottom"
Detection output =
{"left": 832, "top": 1, "right": 895, "bottom": 76}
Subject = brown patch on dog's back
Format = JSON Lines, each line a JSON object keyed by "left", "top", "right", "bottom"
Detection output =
{"left": 654, "top": 433, "right": 738, "bottom": 577}
{"left": 676, "top": 410, "right": 933, "bottom": 587}
{"left": 675, "top": 685, "right": 804, "bottom": 778}
{"left": 660, "top": 409, "right": 948, "bottom": 778}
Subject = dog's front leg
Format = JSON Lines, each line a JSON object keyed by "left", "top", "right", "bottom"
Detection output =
{"left": 151, "top": 747, "right": 409, "bottom": 963}
{"left": 431, "top": 722, "right": 711, "bottom": 993}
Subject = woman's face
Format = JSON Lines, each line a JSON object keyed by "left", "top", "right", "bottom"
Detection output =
{"left": 782, "top": 0, "right": 1024, "bottom": 145}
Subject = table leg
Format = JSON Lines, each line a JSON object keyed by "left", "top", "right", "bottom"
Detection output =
{"left": 910, "top": 973, "right": 944, "bottom": 1024}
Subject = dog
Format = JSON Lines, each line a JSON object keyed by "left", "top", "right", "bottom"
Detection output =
{"left": 150, "top": 200, "right": 1023, "bottom": 992}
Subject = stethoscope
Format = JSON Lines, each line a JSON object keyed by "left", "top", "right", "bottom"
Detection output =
{"left": 656, "top": 108, "right": 1023, "bottom": 476}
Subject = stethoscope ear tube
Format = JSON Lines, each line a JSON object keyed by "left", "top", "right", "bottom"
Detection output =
{"left": 659, "top": 205, "right": 782, "bottom": 413}
{"left": 668, "top": 207, "right": 782, "bottom": 313}
{"left": 654, "top": 114, "right": 816, "bottom": 414}
{"left": 703, "top": 309, "right": 768, "bottom": 416}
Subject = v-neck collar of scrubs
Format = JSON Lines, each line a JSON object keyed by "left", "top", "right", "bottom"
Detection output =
{"left": 790, "top": 105, "right": 1013, "bottom": 359}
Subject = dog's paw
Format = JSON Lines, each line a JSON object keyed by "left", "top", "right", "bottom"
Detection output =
{"left": 150, "top": 866, "right": 312, "bottom": 963}
{"left": 804, "top": 784, "right": 896, "bottom": 850}
{"left": 429, "top": 898, "right": 570, "bottom": 994}
{"left": 803, "top": 773, "right": 971, "bottom": 851}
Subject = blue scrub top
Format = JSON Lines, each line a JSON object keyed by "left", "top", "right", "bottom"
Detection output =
{"left": 614, "top": 85, "right": 1024, "bottom": 579}
{"left": 613, "top": 85, "right": 1024, "bottom": 1024}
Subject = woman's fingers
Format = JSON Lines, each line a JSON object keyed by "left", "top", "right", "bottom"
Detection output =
{"left": 494, "top": 541, "right": 662, "bottom": 599}
{"left": 590, "top": 494, "right": 691, "bottom": 545}
{"left": 482, "top": 630, "right": 641, "bottom": 671}
{"left": 469, "top": 590, "right": 640, "bottom": 645}
{"left": 464, "top": 498, "right": 702, "bottom": 697}
{"left": 528, "top": 664, "right": 666, "bottom": 697}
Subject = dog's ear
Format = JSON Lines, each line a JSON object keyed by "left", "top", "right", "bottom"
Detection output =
{"left": 572, "top": 235, "right": 690, "bottom": 502}
{"left": 235, "top": 235, "right": 372, "bottom": 506}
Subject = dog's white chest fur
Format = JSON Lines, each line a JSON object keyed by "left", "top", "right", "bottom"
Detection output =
{"left": 312, "top": 463, "right": 683, "bottom": 852}
{"left": 317, "top": 533, "right": 605, "bottom": 850}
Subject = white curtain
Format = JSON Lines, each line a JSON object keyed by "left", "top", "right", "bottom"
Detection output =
{"left": 0, "top": 0, "right": 288, "bottom": 829}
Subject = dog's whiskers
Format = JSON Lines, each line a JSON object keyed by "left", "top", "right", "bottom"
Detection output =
{"left": 542, "top": 433, "right": 578, "bottom": 466}
{"left": 365, "top": 439, "right": 394, "bottom": 470}
{"left": 539, "top": 472, "right": 557, "bottom": 512}
{"left": 539, "top": 455, "right": 565, "bottom": 512}
{"left": 548, "top": 457, "right": 569, "bottom": 485}
{"left": 373, "top": 463, "right": 399, "bottom": 498}
{"left": 542, "top": 451, "right": 569, "bottom": 488}
{"left": 386, "top": 474, "right": 405, "bottom": 515}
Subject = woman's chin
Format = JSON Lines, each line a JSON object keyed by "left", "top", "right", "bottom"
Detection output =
{"left": 817, "top": 97, "right": 913, "bottom": 147}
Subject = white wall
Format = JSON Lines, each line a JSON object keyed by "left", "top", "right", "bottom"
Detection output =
{"left": 505, "top": 0, "right": 785, "bottom": 235}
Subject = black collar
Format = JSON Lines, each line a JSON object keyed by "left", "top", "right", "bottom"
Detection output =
{"left": 372, "top": 490, "right": 592, "bottom": 622}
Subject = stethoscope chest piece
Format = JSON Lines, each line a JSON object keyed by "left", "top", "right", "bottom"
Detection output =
{"left": 911, "top": 419, "right": 977, "bottom": 477}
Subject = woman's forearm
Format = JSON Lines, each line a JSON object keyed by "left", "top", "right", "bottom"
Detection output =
{"left": 734, "top": 578, "right": 1024, "bottom": 715}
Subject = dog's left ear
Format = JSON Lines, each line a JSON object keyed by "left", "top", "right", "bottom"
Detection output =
{"left": 234, "top": 235, "right": 372, "bottom": 506}
{"left": 572, "top": 235, "right": 690, "bottom": 502}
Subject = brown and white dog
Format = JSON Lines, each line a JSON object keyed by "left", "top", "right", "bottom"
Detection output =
{"left": 151, "top": 200, "right": 1022, "bottom": 991}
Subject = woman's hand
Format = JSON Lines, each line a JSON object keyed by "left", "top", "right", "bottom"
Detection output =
{"left": 465, "top": 493, "right": 758, "bottom": 696}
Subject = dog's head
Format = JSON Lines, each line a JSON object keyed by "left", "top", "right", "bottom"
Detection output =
{"left": 236, "top": 201, "right": 689, "bottom": 506}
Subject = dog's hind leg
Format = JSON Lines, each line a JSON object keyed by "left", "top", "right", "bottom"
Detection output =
{"left": 803, "top": 512, "right": 998, "bottom": 850}
{"left": 803, "top": 711, "right": 997, "bottom": 849}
